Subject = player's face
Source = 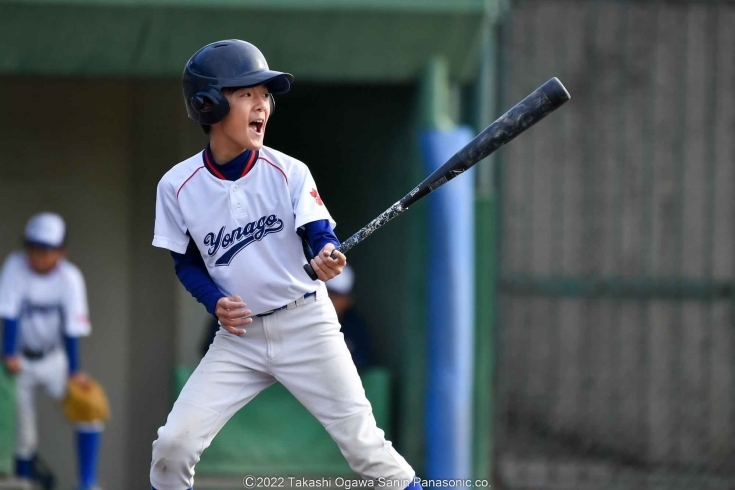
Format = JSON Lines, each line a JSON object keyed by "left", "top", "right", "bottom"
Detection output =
{"left": 221, "top": 85, "right": 271, "bottom": 151}
{"left": 26, "top": 246, "right": 65, "bottom": 274}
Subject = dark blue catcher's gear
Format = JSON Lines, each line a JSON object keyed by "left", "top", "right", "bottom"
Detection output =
{"left": 182, "top": 39, "right": 294, "bottom": 125}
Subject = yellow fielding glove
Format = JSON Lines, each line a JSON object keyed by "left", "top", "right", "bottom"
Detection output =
{"left": 63, "top": 375, "right": 110, "bottom": 423}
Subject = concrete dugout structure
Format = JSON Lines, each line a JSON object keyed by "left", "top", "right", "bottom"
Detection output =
{"left": 0, "top": 1, "right": 500, "bottom": 487}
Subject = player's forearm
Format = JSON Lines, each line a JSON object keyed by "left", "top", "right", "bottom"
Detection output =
{"left": 2, "top": 317, "right": 18, "bottom": 357}
{"left": 304, "top": 219, "right": 340, "bottom": 255}
{"left": 64, "top": 334, "right": 79, "bottom": 374}
{"left": 183, "top": 279, "right": 224, "bottom": 316}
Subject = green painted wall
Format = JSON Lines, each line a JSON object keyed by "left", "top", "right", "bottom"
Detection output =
{"left": 470, "top": 19, "right": 499, "bottom": 481}
{"left": 473, "top": 195, "right": 495, "bottom": 480}
{"left": 0, "top": 2, "right": 490, "bottom": 82}
{"left": 6, "top": 0, "right": 487, "bottom": 11}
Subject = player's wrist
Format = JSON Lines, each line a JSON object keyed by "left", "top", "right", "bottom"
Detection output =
{"left": 210, "top": 294, "right": 227, "bottom": 312}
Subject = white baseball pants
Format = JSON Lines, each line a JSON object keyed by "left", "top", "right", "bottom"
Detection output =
{"left": 16, "top": 348, "right": 68, "bottom": 458}
{"left": 150, "top": 289, "right": 414, "bottom": 490}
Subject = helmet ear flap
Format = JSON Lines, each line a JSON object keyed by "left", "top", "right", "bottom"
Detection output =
{"left": 269, "top": 93, "right": 276, "bottom": 114}
{"left": 190, "top": 92, "right": 211, "bottom": 112}
{"left": 188, "top": 89, "right": 230, "bottom": 125}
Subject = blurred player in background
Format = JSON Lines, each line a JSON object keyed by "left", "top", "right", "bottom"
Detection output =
{"left": 0, "top": 213, "right": 104, "bottom": 490}
{"left": 326, "top": 265, "right": 373, "bottom": 370}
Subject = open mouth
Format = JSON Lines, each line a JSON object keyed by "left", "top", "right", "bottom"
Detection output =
{"left": 249, "top": 119, "right": 265, "bottom": 135}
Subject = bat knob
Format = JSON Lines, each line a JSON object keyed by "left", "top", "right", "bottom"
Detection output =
{"left": 540, "top": 78, "right": 571, "bottom": 108}
{"left": 303, "top": 263, "right": 319, "bottom": 281}
{"left": 303, "top": 250, "right": 341, "bottom": 281}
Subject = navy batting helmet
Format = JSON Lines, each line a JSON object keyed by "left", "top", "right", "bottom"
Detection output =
{"left": 182, "top": 39, "right": 294, "bottom": 125}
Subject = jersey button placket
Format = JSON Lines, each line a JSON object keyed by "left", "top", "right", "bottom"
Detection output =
{"left": 230, "top": 184, "right": 248, "bottom": 217}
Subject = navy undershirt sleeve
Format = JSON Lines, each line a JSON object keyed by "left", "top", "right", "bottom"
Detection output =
{"left": 65, "top": 334, "right": 79, "bottom": 374}
{"left": 171, "top": 238, "right": 225, "bottom": 316}
{"left": 2, "top": 317, "right": 18, "bottom": 357}
{"left": 304, "top": 220, "right": 340, "bottom": 256}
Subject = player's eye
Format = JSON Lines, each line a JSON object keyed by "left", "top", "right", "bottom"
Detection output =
{"left": 241, "top": 91, "right": 251, "bottom": 98}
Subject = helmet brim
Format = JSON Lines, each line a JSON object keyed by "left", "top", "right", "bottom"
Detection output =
{"left": 221, "top": 71, "right": 294, "bottom": 95}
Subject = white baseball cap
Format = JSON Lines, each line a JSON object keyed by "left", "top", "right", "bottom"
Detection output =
{"left": 326, "top": 264, "right": 355, "bottom": 295}
{"left": 24, "top": 212, "right": 66, "bottom": 248}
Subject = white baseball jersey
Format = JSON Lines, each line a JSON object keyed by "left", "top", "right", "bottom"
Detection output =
{"left": 153, "top": 146, "right": 336, "bottom": 315}
{"left": 0, "top": 252, "right": 91, "bottom": 352}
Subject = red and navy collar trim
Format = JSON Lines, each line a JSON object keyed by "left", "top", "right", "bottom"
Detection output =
{"left": 242, "top": 150, "right": 258, "bottom": 177}
{"left": 202, "top": 146, "right": 259, "bottom": 181}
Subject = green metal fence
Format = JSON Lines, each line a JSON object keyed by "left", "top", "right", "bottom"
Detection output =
{"left": 493, "top": 0, "right": 735, "bottom": 488}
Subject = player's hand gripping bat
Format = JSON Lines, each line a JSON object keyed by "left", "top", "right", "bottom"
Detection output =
{"left": 304, "top": 77, "right": 571, "bottom": 281}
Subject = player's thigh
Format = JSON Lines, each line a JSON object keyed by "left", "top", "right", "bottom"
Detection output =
{"left": 161, "top": 332, "right": 277, "bottom": 437}
{"left": 156, "top": 370, "right": 276, "bottom": 461}
{"left": 15, "top": 364, "right": 40, "bottom": 454}
{"left": 15, "top": 368, "right": 37, "bottom": 410}
{"left": 276, "top": 330, "right": 371, "bottom": 426}
{"left": 37, "top": 350, "right": 68, "bottom": 400}
{"left": 177, "top": 332, "right": 274, "bottom": 407}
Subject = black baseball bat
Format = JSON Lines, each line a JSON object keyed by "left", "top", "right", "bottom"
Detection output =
{"left": 304, "top": 77, "right": 571, "bottom": 281}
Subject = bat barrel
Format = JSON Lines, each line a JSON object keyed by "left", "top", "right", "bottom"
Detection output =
{"left": 539, "top": 77, "right": 571, "bottom": 109}
{"left": 401, "top": 77, "right": 571, "bottom": 209}
{"left": 303, "top": 77, "right": 572, "bottom": 281}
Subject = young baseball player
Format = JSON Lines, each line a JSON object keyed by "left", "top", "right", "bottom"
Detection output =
{"left": 150, "top": 39, "right": 421, "bottom": 490}
{"left": 0, "top": 212, "right": 103, "bottom": 490}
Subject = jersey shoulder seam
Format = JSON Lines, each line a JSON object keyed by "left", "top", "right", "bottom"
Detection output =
{"left": 258, "top": 155, "right": 288, "bottom": 184}
{"left": 259, "top": 146, "right": 310, "bottom": 183}
{"left": 160, "top": 152, "right": 206, "bottom": 190}
{"left": 176, "top": 165, "right": 207, "bottom": 198}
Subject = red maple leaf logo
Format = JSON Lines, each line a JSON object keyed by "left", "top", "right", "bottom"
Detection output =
{"left": 310, "top": 188, "right": 323, "bottom": 206}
